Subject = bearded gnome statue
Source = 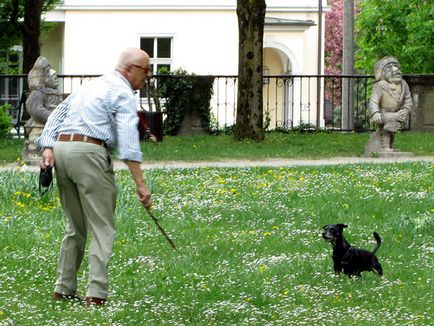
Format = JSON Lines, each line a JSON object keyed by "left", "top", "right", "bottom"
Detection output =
{"left": 23, "top": 57, "right": 63, "bottom": 165}
{"left": 364, "top": 56, "right": 414, "bottom": 157}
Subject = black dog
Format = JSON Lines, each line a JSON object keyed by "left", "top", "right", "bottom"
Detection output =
{"left": 322, "top": 224, "right": 383, "bottom": 277}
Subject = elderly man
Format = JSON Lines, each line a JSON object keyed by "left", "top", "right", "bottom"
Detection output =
{"left": 36, "top": 48, "right": 152, "bottom": 305}
{"left": 368, "top": 56, "right": 413, "bottom": 152}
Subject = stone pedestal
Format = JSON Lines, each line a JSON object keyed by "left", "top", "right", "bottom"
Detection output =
{"left": 364, "top": 131, "right": 414, "bottom": 157}
{"left": 22, "top": 125, "right": 44, "bottom": 165}
{"left": 406, "top": 75, "right": 434, "bottom": 131}
{"left": 177, "top": 111, "right": 209, "bottom": 136}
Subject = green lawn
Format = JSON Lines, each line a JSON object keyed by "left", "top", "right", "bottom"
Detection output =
{"left": 140, "top": 131, "right": 434, "bottom": 162}
{"left": 1, "top": 131, "right": 433, "bottom": 165}
{"left": 0, "top": 162, "right": 432, "bottom": 324}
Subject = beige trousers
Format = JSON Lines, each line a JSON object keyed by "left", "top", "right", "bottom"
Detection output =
{"left": 53, "top": 141, "right": 117, "bottom": 299}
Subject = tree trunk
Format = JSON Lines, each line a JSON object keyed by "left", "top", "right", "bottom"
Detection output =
{"left": 22, "top": 0, "right": 44, "bottom": 74}
{"left": 235, "top": 0, "right": 266, "bottom": 141}
{"left": 21, "top": 0, "right": 44, "bottom": 122}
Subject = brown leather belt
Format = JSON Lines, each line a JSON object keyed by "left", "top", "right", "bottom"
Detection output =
{"left": 57, "top": 134, "right": 106, "bottom": 147}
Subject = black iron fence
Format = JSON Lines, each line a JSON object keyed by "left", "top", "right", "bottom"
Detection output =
{"left": 1, "top": 73, "right": 421, "bottom": 137}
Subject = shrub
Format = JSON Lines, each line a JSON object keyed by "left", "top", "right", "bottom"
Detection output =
{"left": 158, "top": 68, "right": 214, "bottom": 135}
{"left": 0, "top": 104, "right": 12, "bottom": 138}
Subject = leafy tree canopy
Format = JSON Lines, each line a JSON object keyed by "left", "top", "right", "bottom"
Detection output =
{"left": 0, "top": 0, "right": 59, "bottom": 73}
{"left": 355, "top": 0, "right": 434, "bottom": 74}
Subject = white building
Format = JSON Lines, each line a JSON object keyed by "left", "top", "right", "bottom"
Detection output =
{"left": 41, "top": 0, "right": 328, "bottom": 128}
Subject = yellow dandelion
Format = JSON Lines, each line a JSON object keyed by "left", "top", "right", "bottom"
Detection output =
{"left": 16, "top": 202, "right": 25, "bottom": 208}
{"left": 259, "top": 265, "right": 267, "bottom": 273}
{"left": 272, "top": 226, "right": 279, "bottom": 230}
{"left": 263, "top": 231, "right": 271, "bottom": 237}
{"left": 248, "top": 230, "right": 256, "bottom": 235}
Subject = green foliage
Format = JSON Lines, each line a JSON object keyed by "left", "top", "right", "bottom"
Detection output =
{"left": 0, "top": 104, "right": 12, "bottom": 138}
{"left": 159, "top": 68, "right": 214, "bottom": 135}
{"left": 0, "top": 137, "right": 23, "bottom": 164}
{"left": 0, "top": 0, "right": 60, "bottom": 72}
{"left": 355, "top": 0, "right": 434, "bottom": 73}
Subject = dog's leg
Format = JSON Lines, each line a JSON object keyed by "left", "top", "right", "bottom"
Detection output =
{"left": 333, "top": 256, "right": 342, "bottom": 275}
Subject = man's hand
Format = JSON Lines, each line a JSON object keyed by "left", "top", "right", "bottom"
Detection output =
{"left": 149, "top": 134, "right": 157, "bottom": 142}
{"left": 40, "top": 147, "right": 55, "bottom": 168}
{"left": 137, "top": 184, "right": 152, "bottom": 209}
{"left": 124, "top": 160, "right": 152, "bottom": 209}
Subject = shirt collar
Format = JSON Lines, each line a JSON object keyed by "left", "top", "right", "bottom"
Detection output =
{"left": 113, "top": 71, "right": 134, "bottom": 93}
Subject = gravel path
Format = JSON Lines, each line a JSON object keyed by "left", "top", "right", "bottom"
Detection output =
{"left": 1, "top": 156, "right": 433, "bottom": 172}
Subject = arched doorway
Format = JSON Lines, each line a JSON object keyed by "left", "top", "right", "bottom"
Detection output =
{"left": 263, "top": 47, "right": 294, "bottom": 129}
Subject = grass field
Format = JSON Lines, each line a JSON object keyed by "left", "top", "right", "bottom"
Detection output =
{"left": 0, "top": 162, "right": 432, "bottom": 325}
{"left": 1, "top": 131, "right": 434, "bottom": 165}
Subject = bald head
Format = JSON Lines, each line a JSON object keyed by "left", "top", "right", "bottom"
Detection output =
{"left": 116, "top": 48, "right": 150, "bottom": 69}
{"left": 115, "top": 48, "right": 152, "bottom": 90}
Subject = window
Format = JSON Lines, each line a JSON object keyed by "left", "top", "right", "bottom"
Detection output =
{"left": 139, "top": 37, "right": 172, "bottom": 99}
{"left": 140, "top": 37, "right": 172, "bottom": 74}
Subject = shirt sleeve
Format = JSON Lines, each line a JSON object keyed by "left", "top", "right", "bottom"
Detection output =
{"left": 115, "top": 93, "right": 143, "bottom": 162}
{"left": 34, "top": 96, "right": 72, "bottom": 149}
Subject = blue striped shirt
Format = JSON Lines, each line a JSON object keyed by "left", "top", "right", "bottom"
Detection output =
{"left": 35, "top": 71, "right": 143, "bottom": 162}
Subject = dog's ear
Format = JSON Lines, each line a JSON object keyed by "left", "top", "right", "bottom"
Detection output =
{"left": 337, "top": 224, "right": 348, "bottom": 230}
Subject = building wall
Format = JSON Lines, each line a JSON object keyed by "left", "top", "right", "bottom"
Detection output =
{"left": 40, "top": 0, "right": 327, "bottom": 127}
{"left": 41, "top": 0, "right": 326, "bottom": 76}
{"left": 40, "top": 23, "right": 64, "bottom": 73}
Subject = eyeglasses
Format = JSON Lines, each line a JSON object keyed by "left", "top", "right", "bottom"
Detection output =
{"left": 131, "top": 64, "right": 152, "bottom": 73}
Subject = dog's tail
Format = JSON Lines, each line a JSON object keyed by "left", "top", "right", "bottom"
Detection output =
{"left": 372, "top": 232, "right": 381, "bottom": 254}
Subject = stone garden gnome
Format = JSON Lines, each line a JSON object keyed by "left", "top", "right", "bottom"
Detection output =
{"left": 23, "top": 56, "right": 62, "bottom": 165}
{"left": 364, "top": 56, "right": 413, "bottom": 157}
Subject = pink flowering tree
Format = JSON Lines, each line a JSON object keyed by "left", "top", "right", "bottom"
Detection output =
{"left": 325, "top": 0, "right": 344, "bottom": 77}
{"left": 324, "top": 0, "right": 345, "bottom": 125}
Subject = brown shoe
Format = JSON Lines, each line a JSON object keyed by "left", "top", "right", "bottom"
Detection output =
{"left": 52, "top": 292, "right": 82, "bottom": 301}
{"left": 85, "top": 296, "right": 106, "bottom": 306}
